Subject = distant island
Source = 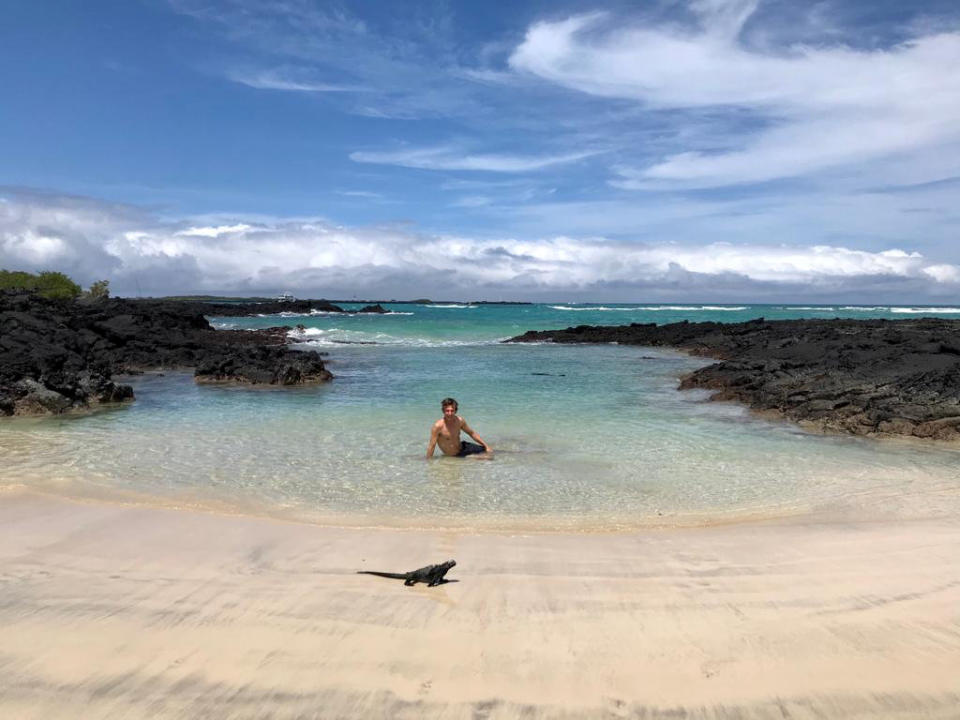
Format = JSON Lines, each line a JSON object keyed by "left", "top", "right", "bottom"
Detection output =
{"left": 161, "top": 295, "right": 533, "bottom": 306}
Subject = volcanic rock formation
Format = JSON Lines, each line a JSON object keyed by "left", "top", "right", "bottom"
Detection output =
{"left": 0, "top": 292, "right": 332, "bottom": 416}
{"left": 507, "top": 318, "right": 960, "bottom": 441}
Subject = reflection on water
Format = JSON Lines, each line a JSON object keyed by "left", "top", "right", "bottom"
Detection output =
{"left": 2, "top": 343, "right": 959, "bottom": 529}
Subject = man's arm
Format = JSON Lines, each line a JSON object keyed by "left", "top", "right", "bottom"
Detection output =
{"left": 460, "top": 419, "right": 491, "bottom": 452}
{"left": 426, "top": 423, "right": 440, "bottom": 458}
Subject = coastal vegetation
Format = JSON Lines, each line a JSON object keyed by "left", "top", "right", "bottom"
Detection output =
{"left": 0, "top": 269, "right": 110, "bottom": 301}
{"left": 0, "top": 269, "right": 82, "bottom": 300}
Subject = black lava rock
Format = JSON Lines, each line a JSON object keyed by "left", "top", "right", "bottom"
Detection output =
{"left": 0, "top": 292, "right": 332, "bottom": 416}
{"left": 507, "top": 318, "right": 960, "bottom": 442}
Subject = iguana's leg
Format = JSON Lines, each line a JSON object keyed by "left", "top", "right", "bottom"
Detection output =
{"left": 404, "top": 578, "right": 415, "bottom": 586}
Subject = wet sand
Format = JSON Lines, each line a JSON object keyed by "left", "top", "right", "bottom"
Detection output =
{"left": 1, "top": 490, "right": 959, "bottom": 719}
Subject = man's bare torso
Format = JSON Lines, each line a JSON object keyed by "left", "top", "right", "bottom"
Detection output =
{"left": 434, "top": 416, "right": 465, "bottom": 456}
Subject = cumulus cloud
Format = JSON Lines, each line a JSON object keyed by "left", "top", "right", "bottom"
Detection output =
{"left": 509, "top": 3, "right": 960, "bottom": 188}
{"left": 923, "top": 264, "right": 960, "bottom": 283}
{"left": 2, "top": 188, "right": 959, "bottom": 301}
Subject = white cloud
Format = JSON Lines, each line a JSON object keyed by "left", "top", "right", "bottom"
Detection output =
{"left": 172, "top": 0, "right": 492, "bottom": 120}
{"left": 176, "top": 223, "right": 252, "bottom": 238}
{"left": 509, "top": 5, "right": 960, "bottom": 188}
{"left": 2, "top": 189, "right": 959, "bottom": 301}
{"left": 337, "top": 190, "right": 383, "bottom": 199}
{"left": 923, "top": 264, "right": 960, "bottom": 283}
{"left": 350, "top": 145, "right": 599, "bottom": 172}
{"left": 451, "top": 195, "right": 492, "bottom": 208}
{"left": 229, "top": 69, "right": 363, "bottom": 93}
{"left": 1, "top": 230, "right": 66, "bottom": 263}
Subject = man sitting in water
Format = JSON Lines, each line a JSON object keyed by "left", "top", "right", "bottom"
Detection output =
{"left": 426, "top": 397, "right": 492, "bottom": 458}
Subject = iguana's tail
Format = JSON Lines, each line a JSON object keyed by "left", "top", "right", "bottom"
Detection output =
{"left": 357, "top": 571, "right": 408, "bottom": 579}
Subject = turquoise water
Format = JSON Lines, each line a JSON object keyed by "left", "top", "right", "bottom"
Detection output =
{"left": 2, "top": 303, "right": 959, "bottom": 529}
{"left": 215, "top": 301, "right": 960, "bottom": 345}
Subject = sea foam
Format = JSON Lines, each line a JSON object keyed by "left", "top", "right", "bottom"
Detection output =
{"left": 890, "top": 307, "right": 960, "bottom": 314}
{"left": 550, "top": 305, "right": 747, "bottom": 312}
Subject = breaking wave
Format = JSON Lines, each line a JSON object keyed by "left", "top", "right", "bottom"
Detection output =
{"left": 288, "top": 327, "right": 504, "bottom": 347}
{"left": 839, "top": 306, "right": 960, "bottom": 314}
{"left": 252, "top": 310, "right": 414, "bottom": 317}
{"left": 890, "top": 307, "right": 960, "bottom": 314}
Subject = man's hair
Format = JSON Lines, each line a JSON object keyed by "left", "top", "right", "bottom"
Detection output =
{"left": 441, "top": 397, "right": 458, "bottom": 410}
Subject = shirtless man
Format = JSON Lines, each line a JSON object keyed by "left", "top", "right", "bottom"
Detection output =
{"left": 426, "top": 397, "right": 491, "bottom": 458}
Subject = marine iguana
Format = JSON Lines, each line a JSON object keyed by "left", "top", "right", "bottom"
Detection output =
{"left": 357, "top": 559, "right": 456, "bottom": 586}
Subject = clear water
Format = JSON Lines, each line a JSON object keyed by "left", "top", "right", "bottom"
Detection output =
{"left": 2, "top": 303, "right": 959, "bottom": 529}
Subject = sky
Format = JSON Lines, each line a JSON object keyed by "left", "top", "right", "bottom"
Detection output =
{"left": 2, "top": 0, "right": 960, "bottom": 302}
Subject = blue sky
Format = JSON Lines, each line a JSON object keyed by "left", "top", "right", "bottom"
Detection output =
{"left": 2, "top": 0, "right": 960, "bottom": 301}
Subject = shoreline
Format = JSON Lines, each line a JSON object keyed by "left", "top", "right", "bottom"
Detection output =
{"left": 5, "top": 469, "right": 959, "bottom": 536}
{"left": 0, "top": 482, "right": 824, "bottom": 534}
{"left": 3, "top": 490, "right": 959, "bottom": 718}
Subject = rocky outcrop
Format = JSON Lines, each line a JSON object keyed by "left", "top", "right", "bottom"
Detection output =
{"left": 0, "top": 292, "right": 331, "bottom": 416}
{"left": 194, "top": 346, "right": 331, "bottom": 385}
{"left": 5, "top": 372, "right": 134, "bottom": 416}
{"left": 507, "top": 318, "right": 960, "bottom": 442}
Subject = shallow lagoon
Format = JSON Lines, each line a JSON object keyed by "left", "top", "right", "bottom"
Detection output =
{"left": 4, "top": 303, "right": 959, "bottom": 530}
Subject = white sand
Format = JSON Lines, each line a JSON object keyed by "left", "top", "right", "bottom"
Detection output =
{"left": 1, "top": 489, "right": 959, "bottom": 719}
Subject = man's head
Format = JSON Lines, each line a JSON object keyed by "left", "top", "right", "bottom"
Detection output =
{"left": 441, "top": 397, "right": 458, "bottom": 417}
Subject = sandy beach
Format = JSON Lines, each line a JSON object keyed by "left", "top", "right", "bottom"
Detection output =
{"left": 1, "top": 490, "right": 958, "bottom": 719}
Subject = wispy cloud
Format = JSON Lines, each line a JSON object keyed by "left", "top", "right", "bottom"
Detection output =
{"left": 350, "top": 145, "right": 600, "bottom": 172}
{"left": 337, "top": 190, "right": 384, "bottom": 199}
{"left": 450, "top": 195, "right": 493, "bottom": 208}
{"left": 228, "top": 69, "right": 363, "bottom": 93}
{"left": 509, "top": 5, "right": 960, "bottom": 188}
{"left": 171, "top": 0, "right": 489, "bottom": 119}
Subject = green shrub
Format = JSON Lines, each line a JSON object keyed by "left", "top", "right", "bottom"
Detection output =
{"left": 86, "top": 279, "right": 110, "bottom": 300}
{"left": 0, "top": 270, "right": 37, "bottom": 291}
{"left": 0, "top": 269, "right": 83, "bottom": 299}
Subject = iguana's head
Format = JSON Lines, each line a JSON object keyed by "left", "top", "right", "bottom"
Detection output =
{"left": 442, "top": 559, "right": 456, "bottom": 569}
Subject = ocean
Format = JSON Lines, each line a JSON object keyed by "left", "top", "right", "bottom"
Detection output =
{"left": 3, "top": 302, "right": 959, "bottom": 530}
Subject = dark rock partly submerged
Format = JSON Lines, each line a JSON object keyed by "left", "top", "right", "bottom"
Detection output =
{"left": 507, "top": 318, "right": 960, "bottom": 442}
{"left": 0, "top": 293, "right": 332, "bottom": 416}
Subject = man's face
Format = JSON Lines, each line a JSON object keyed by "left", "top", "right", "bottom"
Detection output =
{"left": 442, "top": 404, "right": 457, "bottom": 418}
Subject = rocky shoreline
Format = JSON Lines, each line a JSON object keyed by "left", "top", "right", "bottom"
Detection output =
{"left": 507, "top": 318, "right": 960, "bottom": 442}
{"left": 0, "top": 293, "right": 336, "bottom": 416}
